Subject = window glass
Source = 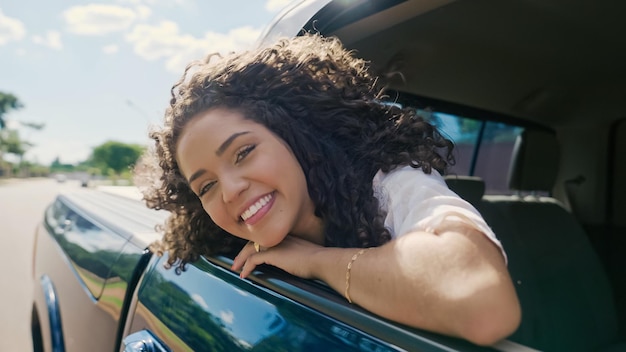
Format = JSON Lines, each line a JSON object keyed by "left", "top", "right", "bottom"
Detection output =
{"left": 46, "top": 200, "right": 69, "bottom": 232}
{"left": 427, "top": 112, "right": 481, "bottom": 176}
{"left": 473, "top": 122, "right": 523, "bottom": 194}
{"left": 421, "top": 110, "right": 524, "bottom": 194}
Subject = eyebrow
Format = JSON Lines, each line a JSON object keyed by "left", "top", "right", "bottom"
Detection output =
{"left": 216, "top": 131, "right": 250, "bottom": 156}
{"left": 186, "top": 131, "right": 250, "bottom": 185}
{"left": 187, "top": 169, "right": 206, "bottom": 185}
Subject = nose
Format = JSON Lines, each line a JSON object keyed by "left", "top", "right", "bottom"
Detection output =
{"left": 221, "top": 175, "right": 249, "bottom": 203}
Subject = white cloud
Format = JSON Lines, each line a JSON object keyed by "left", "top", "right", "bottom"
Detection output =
{"left": 117, "top": 0, "right": 143, "bottom": 5}
{"left": 125, "top": 21, "right": 182, "bottom": 60}
{"left": 0, "top": 9, "right": 26, "bottom": 45}
{"left": 219, "top": 310, "right": 235, "bottom": 325}
{"left": 234, "top": 288, "right": 250, "bottom": 297}
{"left": 32, "top": 31, "right": 63, "bottom": 50}
{"left": 102, "top": 44, "right": 119, "bottom": 54}
{"left": 135, "top": 5, "right": 152, "bottom": 20}
{"left": 191, "top": 294, "right": 209, "bottom": 310}
{"left": 125, "top": 21, "right": 261, "bottom": 73}
{"left": 265, "top": 0, "right": 293, "bottom": 12}
{"left": 116, "top": 0, "right": 158, "bottom": 5}
{"left": 62, "top": 4, "right": 148, "bottom": 35}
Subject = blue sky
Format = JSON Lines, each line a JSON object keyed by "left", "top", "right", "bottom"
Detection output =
{"left": 0, "top": 0, "right": 292, "bottom": 165}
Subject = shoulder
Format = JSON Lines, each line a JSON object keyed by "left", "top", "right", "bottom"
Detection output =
{"left": 376, "top": 165, "right": 445, "bottom": 182}
{"left": 374, "top": 166, "right": 508, "bottom": 263}
{"left": 374, "top": 165, "right": 451, "bottom": 199}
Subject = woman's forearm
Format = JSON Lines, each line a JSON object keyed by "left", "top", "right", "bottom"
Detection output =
{"left": 311, "top": 225, "right": 521, "bottom": 345}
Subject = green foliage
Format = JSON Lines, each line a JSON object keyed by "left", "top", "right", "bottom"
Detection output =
{"left": 2, "top": 129, "right": 28, "bottom": 155}
{"left": 1, "top": 92, "right": 25, "bottom": 162}
{"left": 91, "top": 140, "right": 145, "bottom": 174}
{"left": 21, "top": 161, "right": 49, "bottom": 177}
{"left": 141, "top": 270, "right": 241, "bottom": 351}
{"left": 19, "top": 121, "right": 45, "bottom": 130}
{"left": 0, "top": 91, "right": 24, "bottom": 129}
{"left": 0, "top": 91, "right": 46, "bottom": 178}
{"left": 459, "top": 119, "right": 482, "bottom": 134}
{"left": 49, "top": 156, "right": 75, "bottom": 173}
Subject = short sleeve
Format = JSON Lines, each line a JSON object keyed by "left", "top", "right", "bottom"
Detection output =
{"left": 373, "top": 165, "right": 507, "bottom": 263}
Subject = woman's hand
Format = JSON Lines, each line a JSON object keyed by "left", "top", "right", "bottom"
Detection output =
{"left": 231, "top": 235, "right": 325, "bottom": 279}
{"left": 230, "top": 223, "right": 520, "bottom": 346}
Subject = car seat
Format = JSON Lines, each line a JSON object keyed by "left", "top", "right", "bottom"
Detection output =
{"left": 445, "top": 130, "right": 625, "bottom": 351}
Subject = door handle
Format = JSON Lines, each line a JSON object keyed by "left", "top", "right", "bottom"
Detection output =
{"left": 123, "top": 330, "right": 170, "bottom": 352}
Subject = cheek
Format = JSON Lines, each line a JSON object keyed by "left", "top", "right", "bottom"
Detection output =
{"left": 202, "top": 199, "right": 244, "bottom": 237}
{"left": 202, "top": 200, "right": 227, "bottom": 227}
{"left": 286, "top": 159, "right": 308, "bottom": 193}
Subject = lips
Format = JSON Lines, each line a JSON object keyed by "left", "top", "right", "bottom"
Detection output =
{"left": 240, "top": 193, "right": 274, "bottom": 224}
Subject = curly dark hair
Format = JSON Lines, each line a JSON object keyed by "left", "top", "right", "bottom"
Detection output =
{"left": 134, "top": 34, "right": 454, "bottom": 272}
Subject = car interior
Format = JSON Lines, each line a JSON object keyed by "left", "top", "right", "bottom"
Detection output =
{"left": 299, "top": 0, "right": 626, "bottom": 350}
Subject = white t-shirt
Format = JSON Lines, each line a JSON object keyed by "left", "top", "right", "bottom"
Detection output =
{"left": 373, "top": 165, "right": 507, "bottom": 262}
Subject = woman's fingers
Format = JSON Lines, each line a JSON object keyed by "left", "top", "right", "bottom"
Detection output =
{"left": 231, "top": 241, "right": 258, "bottom": 271}
{"left": 233, "top": 236, "right": 321, "bottom": 279}
{"left": 239, "top": 253, "right": 266, "bottom": 278}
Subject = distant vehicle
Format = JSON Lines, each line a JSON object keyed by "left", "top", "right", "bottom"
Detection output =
{"left": 54, "top": 174, "right": 66, "bottom": 183}
{"left": 31, "top": 1, "right": 626, "bottom": 351}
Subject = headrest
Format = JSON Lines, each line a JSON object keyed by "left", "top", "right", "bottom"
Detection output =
{"left": 508, "top": 129, "right": 560, "bottom": 192}
{"left": 444, "top": 175, "right": 485, "bottom": 205}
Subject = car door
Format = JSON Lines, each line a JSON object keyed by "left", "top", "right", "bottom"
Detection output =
{"left": 121, "top": 254, "right": 500, "bottom": 352}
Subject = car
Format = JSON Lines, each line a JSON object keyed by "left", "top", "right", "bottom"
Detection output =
{"left": 55, "top": 174, "right": 67, "bottom": 183}
{"left": 31, "top": 0, "right": 626, "bottom": 351}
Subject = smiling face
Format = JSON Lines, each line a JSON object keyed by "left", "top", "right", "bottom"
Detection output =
{"left": 176, "top": 107, "right": 324, "bottom": 247}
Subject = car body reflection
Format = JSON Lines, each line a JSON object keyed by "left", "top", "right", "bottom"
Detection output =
{"left": 129, "top": 255, "right": 398, "bottom": 351}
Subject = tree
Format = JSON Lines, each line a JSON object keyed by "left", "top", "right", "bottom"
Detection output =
{"left": 91, "top": 140, "right": 145, "bottom": 174}
{"left": 2, "top": 129, "right": 28, "bottom": 156}
{"left": 49, "top": 156, "right": 75, "bottom": 173}
{"left": 1, "top": 92, "right": 25, "bottom": 175}
{"left": 0, "top": 92, "right": 47, "bottom": 177}
{"left": 0, "top": 91, "right": 23, "bottom": 130}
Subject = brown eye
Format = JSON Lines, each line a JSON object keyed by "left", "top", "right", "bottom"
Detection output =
{"left": 198, "top": 181, "right": 217, "bottom": 197}
{"left": 235, "top": 145, "right": 255, "bottom": 163}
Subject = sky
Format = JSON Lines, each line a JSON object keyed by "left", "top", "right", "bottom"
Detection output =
{"left": 0, "top": 0, "right": 293, "bottom": 165}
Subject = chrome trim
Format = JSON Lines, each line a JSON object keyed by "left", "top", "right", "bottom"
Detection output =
{"left": 40, "top": 275, "right": 66, "bottom": 352}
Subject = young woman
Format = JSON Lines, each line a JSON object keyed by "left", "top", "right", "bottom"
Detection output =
{"left": 135, "top": 34, "right": 520, "bottom": 345}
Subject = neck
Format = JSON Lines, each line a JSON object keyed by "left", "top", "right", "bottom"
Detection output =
{"left": 293, "top": 216, "right": 325, "bottom": 246}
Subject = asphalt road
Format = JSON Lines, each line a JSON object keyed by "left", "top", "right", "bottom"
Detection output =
{"left": 0, "top": 178, "right": 81, "bottom": 352}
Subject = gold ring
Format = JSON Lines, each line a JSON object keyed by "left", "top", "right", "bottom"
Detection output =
{"left": 254, "top": 242, "right": 261, "bottom": 253}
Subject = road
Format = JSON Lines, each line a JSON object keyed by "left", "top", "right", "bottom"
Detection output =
{"left": 0, "top": 178, "right": 81, "bottom": 352}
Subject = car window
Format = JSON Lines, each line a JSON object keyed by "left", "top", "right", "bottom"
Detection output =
{"left": 45, "top": 199, "right": 129, "bottom": 299}
{"left": 45, "top": 199, "right": 69, "bottom": 232}
{"left": 421, "top": 110, "right": 524, "bottom": 194}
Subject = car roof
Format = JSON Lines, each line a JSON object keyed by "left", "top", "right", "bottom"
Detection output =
{"left": 260, "top": 0, "right": 626, "bottom": 129}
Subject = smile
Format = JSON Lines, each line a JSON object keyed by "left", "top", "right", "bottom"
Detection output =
{"left": 240, "top": 193, "right": 273, "bottom": 222}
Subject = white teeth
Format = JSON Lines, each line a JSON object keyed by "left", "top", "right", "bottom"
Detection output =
{"left": 241, "top": 194, "right": 272, "bottom": 221}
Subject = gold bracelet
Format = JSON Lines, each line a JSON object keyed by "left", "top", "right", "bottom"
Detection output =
{"left": 344, "top": 248, "right": 370, "bottom": 304}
